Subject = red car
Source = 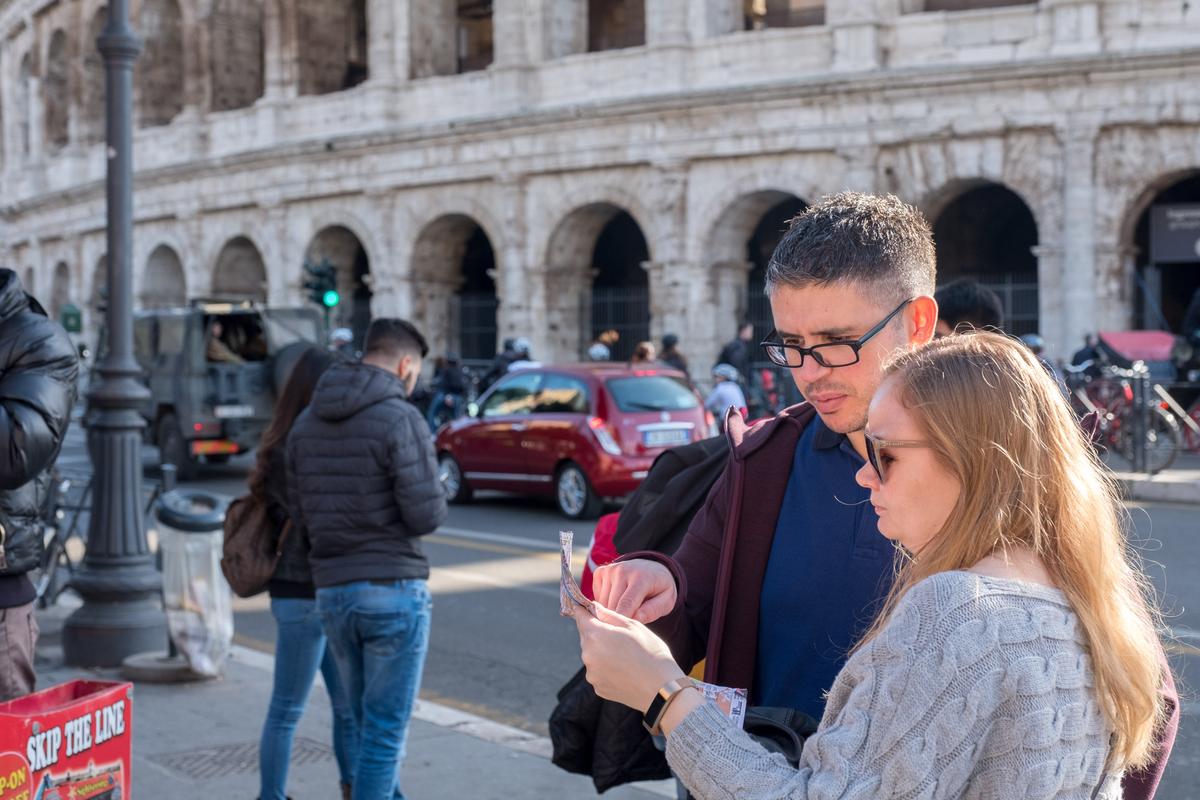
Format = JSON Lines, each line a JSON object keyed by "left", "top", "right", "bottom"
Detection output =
{"left": 435, "top": 363, "right": 713, "bottom": 518}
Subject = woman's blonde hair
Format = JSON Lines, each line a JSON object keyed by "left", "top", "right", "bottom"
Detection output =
{"left": 860, "top": 331, "right": 1164, "bottom": 770}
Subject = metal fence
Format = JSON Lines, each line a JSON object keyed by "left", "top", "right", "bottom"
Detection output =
{"left": 589, "top": 287, "right": 650, "bottom": 362}
{"left": 450, "top": 293, "right": 499, "bottom": 362}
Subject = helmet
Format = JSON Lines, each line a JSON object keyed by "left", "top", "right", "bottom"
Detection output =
{"left": 1019, "top": 333, "right": 1045, "bottom": 355}
{"left": 662, "top": 333, "right": 679, "bottom": 350}
{"left": 329, "top": 327, "right": 353, "bottom": 344}
{"left": 513, "top": 337, "right": 532, "bottom": 356}
{"left": 712, "top": 363, "right": 740, "bottom": 382}
{"left": 587, "top": 342, "right": 611, "bottom": 361}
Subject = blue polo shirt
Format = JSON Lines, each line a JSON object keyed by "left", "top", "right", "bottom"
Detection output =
{"left": 753, "top": 417, "right": 896, "bottom": 720}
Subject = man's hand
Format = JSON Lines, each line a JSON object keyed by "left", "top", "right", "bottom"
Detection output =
{"left": 591, "top": 559, "right": 677, "bottom": 624}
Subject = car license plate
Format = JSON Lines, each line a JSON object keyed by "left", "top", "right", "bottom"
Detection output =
{"left": 643, "top": 429, "right": 690, "bottom": 448}
{"left": 213, "top": 404, "right": 254, "bottom": 419}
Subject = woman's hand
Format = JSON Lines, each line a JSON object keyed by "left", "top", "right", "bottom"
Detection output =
{"left": 574, "top": 602, "right": 687, "bottom": 713}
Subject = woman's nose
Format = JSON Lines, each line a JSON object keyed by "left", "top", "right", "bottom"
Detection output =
{"left": 855, "top": 460, "right": 879, "bottom": 491}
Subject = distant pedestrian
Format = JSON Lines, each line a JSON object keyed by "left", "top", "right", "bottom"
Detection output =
{"left": 250, "top": 346, "right": 355, "bottom": 800}
{"left": 1071, "top": 334, "right": 1100, "bottom": 367}
{"left": 286, "top": 318, "right": 447, "bottom": 800}
{"left": 329, "top": 327, "right": 356, "bottom": 357}
{"left": 0, "top": 269, "right": 78, "bottom": 700}
{"left": 705, "top": 364, "right": 747, "bottom": 432}
{"left": 630, "top": 341, "right": 656, "bottom": 365}
{"left": 659, "top": 333, "right": 688, "bottom": 378}
{"left": 481, "top": 338, "right": 517, "bottom": 390}
{"left": 587, "top": 342, "right": 611, "bottom": 362}
{"left": 933, "top": 278, "right": 1004, "bottom": 337}
{"left": 715, "top": 321, "right": 755, "bottom": 385}
{"left": 426, "top": 353, "right": 467, "bottom": 431}
{"left": 508, "top": 337, "right": 541, "bottom": 371}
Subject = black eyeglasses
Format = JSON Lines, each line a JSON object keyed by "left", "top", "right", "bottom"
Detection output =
{"left": 759, "top": 299, "right": 913, "bottom": 369}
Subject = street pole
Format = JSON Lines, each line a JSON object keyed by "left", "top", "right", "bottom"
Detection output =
{"left": 62, "top": 0, "right": 166, "bottom": 667}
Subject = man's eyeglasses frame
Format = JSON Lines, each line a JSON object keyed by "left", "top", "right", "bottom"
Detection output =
{"left": 759, "top": 298, "right": 913, "bottom": 369}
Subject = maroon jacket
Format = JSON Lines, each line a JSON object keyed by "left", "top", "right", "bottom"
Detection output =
{"left": 624, "top": 402, "right": 1177, "bottom": 799}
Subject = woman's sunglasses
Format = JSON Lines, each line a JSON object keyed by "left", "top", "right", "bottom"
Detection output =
{"left": 864, "top": 431, "right": 930, "bottom": 483}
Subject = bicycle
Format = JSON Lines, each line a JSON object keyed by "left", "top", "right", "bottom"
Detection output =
{"left": 34, "top": 464, "right": 176, "bottom": 608}
{"left": 1064, "top": 362, "right": 1182, "bottom": 474}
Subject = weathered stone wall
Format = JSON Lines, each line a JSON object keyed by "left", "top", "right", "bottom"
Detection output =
{"left": 1, "top": 0, "right": 1199, "bottom": 368}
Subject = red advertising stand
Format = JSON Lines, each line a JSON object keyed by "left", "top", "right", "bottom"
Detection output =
{"left": 0, "top": 680, "right": 132, "bottom": 800}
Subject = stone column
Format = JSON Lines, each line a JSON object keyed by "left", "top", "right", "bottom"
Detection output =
{"left": 1032, "top": 244, "right": 1066, "bottom": 358}
{"left": 262, "top": 0, "right": 298, "bottom": 98}
{"left": 646, "top": 0, "right": 690, "bottom": 46}
{"left": 544, "top": 1, "right": 587, "bottom": 59}
{"left": 1058, "top": 123, "right": 1099, "bottom": 360}
{"left": 493, "top": 0, "right": 531, "bottom": 66}
{"left": 535, "top": 264, "right": 591, "bottom": 363}
{"left": 708, "top": 259, "right": 753, "bottom": 373}
{"left": 1093, "top": 244, "right": 1137, "bottom": 332}
{"left": 690, "top": 0, "right": 742, "bottom": 40}
{"left": 367, "top": 0, "right": 409, "bottom": 85}
{"left": 493, "top": 177, "right": 533, "bottom": 350}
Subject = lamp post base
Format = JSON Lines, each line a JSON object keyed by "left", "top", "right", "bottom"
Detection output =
{"left": 62, "top": 593, "right": 166, "bottom": 669}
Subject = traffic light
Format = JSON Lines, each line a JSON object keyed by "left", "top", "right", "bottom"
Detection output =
{"left": 303, "top": 261, "right": 340, "bottom": 309}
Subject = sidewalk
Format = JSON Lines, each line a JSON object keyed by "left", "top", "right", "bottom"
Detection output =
{"left": 1113, "top": 453, "right": 1200, "bottom": 505}
{"left": 33, "top": 599, "right": 674, "bottom": 800}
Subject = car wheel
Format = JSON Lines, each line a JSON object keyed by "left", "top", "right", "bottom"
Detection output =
{"left": 157, "top": 413, "right": 198, "bottom": 481}
{"left": 556, "top": 462, "right": 603, "bottom": 520}
{"left": 438, "top": 453, "right": 473, "bottom": 504}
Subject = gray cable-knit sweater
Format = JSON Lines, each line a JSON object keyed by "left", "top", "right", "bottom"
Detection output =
{"left": 667, "top": 571, "right": 1120, "bottom": 799}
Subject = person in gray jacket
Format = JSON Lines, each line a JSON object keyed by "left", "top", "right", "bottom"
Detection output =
{"left": 0, "top": 268, "right": 78, "bottom": 700}
{"left": 286, "top": 318, "right": 446, "bottom": 800}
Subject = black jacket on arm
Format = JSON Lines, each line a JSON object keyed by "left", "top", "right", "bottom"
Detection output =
{"left": 285, "top": 362, "right": 447, "bottom": 588}
{"left": 0, "top": 269, "right": 79, "bottom": 602}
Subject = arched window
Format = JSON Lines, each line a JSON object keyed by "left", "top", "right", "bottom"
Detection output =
{"left": 136, "top": 0, "right": 185, "bottom": 127}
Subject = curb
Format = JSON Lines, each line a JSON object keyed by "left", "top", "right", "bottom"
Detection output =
{"left": 1115, "top": 472, "right": 1200, "bottom": 505}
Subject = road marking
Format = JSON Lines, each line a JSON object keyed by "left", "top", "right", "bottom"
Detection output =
{"left": 436, "top": 525, "right": 564, "bottom": 552}
{"left": 229, "top": 644, "right": 674, "bottom": 797}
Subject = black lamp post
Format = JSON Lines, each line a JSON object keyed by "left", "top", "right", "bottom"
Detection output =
{"left": 62, "top": 0, "right": 166, "bottom": 667}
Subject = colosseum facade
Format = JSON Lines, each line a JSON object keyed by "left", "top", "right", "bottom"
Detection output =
{"left": 1, "top": 0, "right": 1199, "bottom": 368}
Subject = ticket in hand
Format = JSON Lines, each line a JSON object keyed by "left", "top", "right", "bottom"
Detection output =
{"left": 559, "top": 530, "right": 596, "bottom": 617}
{"left": 693, "top": 681, "right": 748, "bottom": 728}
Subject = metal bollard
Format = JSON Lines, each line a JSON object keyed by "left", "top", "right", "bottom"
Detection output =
{"left": 1130, "top": 364, "right": 1150, "bottom": 475}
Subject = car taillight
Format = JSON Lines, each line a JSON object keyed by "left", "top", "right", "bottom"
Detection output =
{"left": 589, "top": 416, "right": 622, "bottom": 455}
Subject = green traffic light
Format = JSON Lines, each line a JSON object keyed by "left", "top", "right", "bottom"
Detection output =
{"left": 322, "top": 289, "right": 340, "bottom": 308}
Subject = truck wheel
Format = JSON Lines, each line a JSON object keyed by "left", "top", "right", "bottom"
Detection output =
{"left": 157, "top": 413, "right": 198, "bottom": 481}
{"left": 556, "top": 462, "right": 603, "bottom": 520}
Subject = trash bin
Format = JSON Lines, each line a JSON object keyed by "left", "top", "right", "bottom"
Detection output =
{"left": 155, "top": 489, "right": 233, "bottom": 678}
{"left": 0, "top": 679, "right": 132, "bottom": 800}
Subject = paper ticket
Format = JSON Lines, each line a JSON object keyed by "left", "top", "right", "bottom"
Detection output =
{"left": 692, "top": 680, "right": 748, "bottom": 728}
{"left": 559, "top": 530, "right": 595, "bottom": 617}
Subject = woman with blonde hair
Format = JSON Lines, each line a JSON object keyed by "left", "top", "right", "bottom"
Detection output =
{"left": 575, "top": 331, "right": 1171, "bottom": 799}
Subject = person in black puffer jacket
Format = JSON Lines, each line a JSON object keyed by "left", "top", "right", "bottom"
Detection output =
{"left": 249, "top": 345, "right": 355, "bottom": 800}
{"left": 286, "top": 318, "right": 446, "bottom": 800}
{"left": 0, "top": 268, "right": 78, "bottom": 700}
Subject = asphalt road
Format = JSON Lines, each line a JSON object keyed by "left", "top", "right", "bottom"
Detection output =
{"left": 51, "top": 424, "right": 1200, "bottom": 797}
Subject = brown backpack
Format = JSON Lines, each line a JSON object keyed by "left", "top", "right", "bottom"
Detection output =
{"left": 220, "top": 494, "right": 289, "bottom": 598}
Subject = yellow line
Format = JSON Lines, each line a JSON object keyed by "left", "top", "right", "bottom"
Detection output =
{"left": 1164, "top": 640, "right": 1200, "bottom": 657}
{"left": 426, "top": 532, "right": 588, "bottom": 569}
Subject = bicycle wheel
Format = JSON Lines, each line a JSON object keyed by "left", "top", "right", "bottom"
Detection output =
{"left": 1117, "top": 406, "right": 1182, "bottom": 474}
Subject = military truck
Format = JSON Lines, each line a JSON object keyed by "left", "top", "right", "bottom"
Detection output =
{"left": 129, "top": 300, "right": 324, "bottom": 479}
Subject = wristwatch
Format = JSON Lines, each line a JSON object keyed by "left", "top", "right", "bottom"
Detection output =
{"left": 642, "top": 677, "right": 694, "bottom": 736}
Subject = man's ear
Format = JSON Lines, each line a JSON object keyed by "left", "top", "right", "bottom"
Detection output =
{"left": 907, "top": 295, "right": 938, "bottom": 346}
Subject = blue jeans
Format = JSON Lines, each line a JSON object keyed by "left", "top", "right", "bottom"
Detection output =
{"left": 259, "top": 598, "right": 356, "bottom": 800}
{"left": 318, "top": 580, "right": 432, "bottom": 800}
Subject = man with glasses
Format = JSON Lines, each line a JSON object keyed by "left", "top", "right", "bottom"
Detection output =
{"left": 591, "top": 192, "right": 938, "bottom": 725}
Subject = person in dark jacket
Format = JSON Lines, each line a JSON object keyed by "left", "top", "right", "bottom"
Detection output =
{"left": 659, "top": 333, "right": 688, "bottom": 378}
{"left": 480, "top": 338, "right": 517, "bottom": 390}
{"left": 250, "top": 345, "right": 355, "bottom": 800}
{"left": 714, "top": 322, "right": 754, "bottom": 385}
{"left": 932, "top": 277, "right": 1004, "bottom": 337}
{"left": 425, "top": 353, "right": 467, "bottom": 432}
{"left": 0, "top": 269, "right": 78, "bottom": 700}
{"left": 286, "top": 318, "right": 447, "bottom": 800}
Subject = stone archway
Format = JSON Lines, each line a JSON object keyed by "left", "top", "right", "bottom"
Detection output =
{"left": 410, "top": 214, "right": 498, "bottom": 362}
{"left": 546, "top": 203, "right": 651, "bottom": 361}
{"left": 135, "top": 0, "right": 185, "bottom": 127}
{"left": 140, "top": 244, "right": 187, "bottom": 309}
{"left": 931, "top": 181, "right": 1040, "bottom": 336}
{"left": 297, "top": 0, "right": 368, "bottom": 95}
{"left": 209, "top": 0, "right": 264, "bottom": 111}
{"left": 1125, "top": 170, "right": 1200, "bottom": 333}
{"left": 213, "top": 236, "right": 267, "bottom": 301}
{"left": 303, "top": 226, "right": 372, "bottom": 345}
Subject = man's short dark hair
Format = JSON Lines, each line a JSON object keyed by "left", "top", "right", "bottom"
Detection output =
{"left": 363, "top": 318, "right": 429, "bottom": 360}
{"left": 934, "top": 279, "right": 1005, "bottom": 331}
{"left": 765, "top": 192, "right": 936, "bottom": 304}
